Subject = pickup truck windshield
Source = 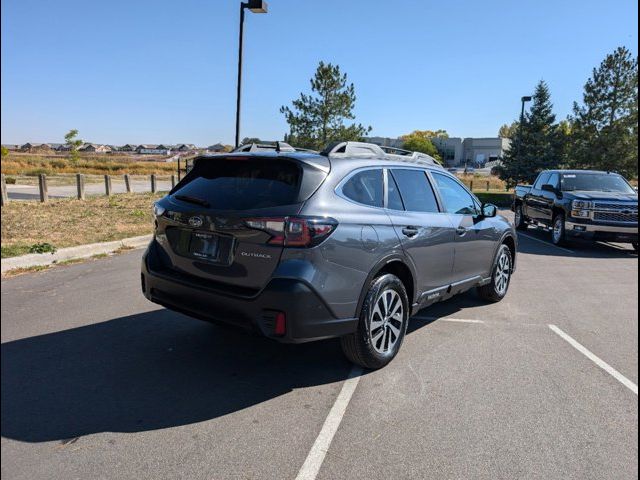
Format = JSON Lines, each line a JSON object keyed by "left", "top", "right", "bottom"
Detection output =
{"left": 561, "top": 173, "right": 635, "bottom": 194}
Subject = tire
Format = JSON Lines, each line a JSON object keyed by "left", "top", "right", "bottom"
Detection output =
{"left": 514, "top": 204, "right": 528, "bottom": 231}
{"left": 341, "top": 274, "right": 409, "bottom": 370}
{"left": 552, "top": 213, "right": 568, "bottom": 246}
{"left": 477, "top": 244, "right": 513, "bottom": 303}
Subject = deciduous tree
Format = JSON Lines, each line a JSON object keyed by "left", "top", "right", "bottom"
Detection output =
{"left": 64, "top": 129, "right": 83, "bottom": 163}
{"left": 400, "top": 131, "right": 442, "bottom": 162}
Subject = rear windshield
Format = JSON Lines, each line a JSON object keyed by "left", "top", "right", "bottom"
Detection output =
{"left": 561, "top": 173, "right": 635, "bottom": 193}
{"left": 173, "top": 158, "right": 302, "bottom": 210}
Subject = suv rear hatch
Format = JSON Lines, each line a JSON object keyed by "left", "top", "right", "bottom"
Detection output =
{"left": 152, "top": 154, "right": 331, "bottom": 294}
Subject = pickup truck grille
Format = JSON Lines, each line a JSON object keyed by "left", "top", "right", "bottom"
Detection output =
{"left": 592, "top": 202, "right": 638, "bottom": 224}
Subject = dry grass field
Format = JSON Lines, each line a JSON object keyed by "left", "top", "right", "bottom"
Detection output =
{"left": 1, "top": 193, "right": 162, "bottom": 258}
{"left": 1, "top": 153, "right": 178, "bottom": 176}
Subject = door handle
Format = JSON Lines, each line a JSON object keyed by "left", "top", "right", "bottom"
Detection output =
{"left": 456, "top": 226, "right": 468, "bottom": 236}
{"left": 402, "top": 226, "right": 419, "bottom": 237}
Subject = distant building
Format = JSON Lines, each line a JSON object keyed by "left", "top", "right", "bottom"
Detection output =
{"left": 460, "top": 138, "right": 511, "bottom": 167}
{"left": 136, "top": 144, "right": 170, "bottom": 155}
{"left": 206, "top": 143, "right": 226, "bottom": 153}
{"left": 364, "top": 136, "right": 404, "bottom": 149}
{"left": 119, "top": 144, "right": 137, "bottom": 152}
{"left": 367, "top": 136, "right": 510, "bottom": 167}
{"left": 175, "top": 144, "right": 197, "bottom": 152}
{"left": 20, "top": 143, "right": 54, "bottom": 153}
{"left": 79, "top": 143, "right": 112, "bottom": 154}
{"left": 430, "top": 137, "right": 464, "bottom": 166}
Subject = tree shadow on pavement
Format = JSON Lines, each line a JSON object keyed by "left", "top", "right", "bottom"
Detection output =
{"left": 1, "top": 310, "right": 355, "bottom": 443}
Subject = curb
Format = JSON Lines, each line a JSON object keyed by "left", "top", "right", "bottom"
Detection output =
{"left": 1, "top": 235, "right": 152, "bottom": 274}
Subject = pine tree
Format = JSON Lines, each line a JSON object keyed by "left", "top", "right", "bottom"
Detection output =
{"left": 570, "top": 46, "right": 638, "bottom": 177}
{"left": 280, "top": 62, "right": 371, "bottom": 151}
{"left": 498, "top": 80, "right": 560, "bottom": 185}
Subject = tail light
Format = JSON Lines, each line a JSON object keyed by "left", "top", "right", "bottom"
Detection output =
{"left": 244, "top": 216, "right": 338, "bottom": 247}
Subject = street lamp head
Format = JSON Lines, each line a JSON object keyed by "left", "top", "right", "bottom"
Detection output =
{"left": 245, "top": 0, "right": 268, "bottom": 13}
{"left": 521, "top": 96, "right": 532, "bottom": 102}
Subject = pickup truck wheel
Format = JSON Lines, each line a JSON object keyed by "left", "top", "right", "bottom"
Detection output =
{"left": 514, "top": 204, "right": 528, "bottom": 230}
{"left": 341, "top": 274, "right": 409, "bottom": 370}
{"left": 552, "top": 213, "right": 568, "bottom": 246}
{"left": 477, "top": 244, "right": 512, "bottom": 302}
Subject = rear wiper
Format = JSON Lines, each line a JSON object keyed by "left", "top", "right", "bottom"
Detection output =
{"left": 174, "top": 194, "right": 210, "bottom": 208}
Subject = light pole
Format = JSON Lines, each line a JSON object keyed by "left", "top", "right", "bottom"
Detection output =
{"left": 235, "top": 0, "right": 268, "bottom": 148}
{"left": 516, "top": 95, "right": 532, "bottom": 182}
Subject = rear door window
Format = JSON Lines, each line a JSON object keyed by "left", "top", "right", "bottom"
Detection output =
{"left": 390, "top": 169, "right": 439, "bottom": 213}
{"left": 173, "top": 158, "right": 301, "bottom": 210}
{"left": 341, "top": 169, "right": 383, "bottom": 207}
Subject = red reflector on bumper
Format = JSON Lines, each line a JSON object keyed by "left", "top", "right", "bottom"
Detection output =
{"left": 274, "top": 312, "right": 286, "bottom": 336}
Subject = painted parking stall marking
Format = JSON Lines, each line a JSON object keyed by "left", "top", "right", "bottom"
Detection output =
{"left": 549, "top": 324, "right": 638, "bottom": 395}
{"left": 296, "top": 365, "right": 363, "bottom": 480}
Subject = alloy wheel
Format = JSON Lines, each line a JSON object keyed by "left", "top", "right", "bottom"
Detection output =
{"left": 494, "top": 250, "right": 511, "bottom": 295}
{"left": 369, "top": 289, "right": 404, "bottom": 354}
{"left": 553, "top": 217, "right": 563, "bottom": 244}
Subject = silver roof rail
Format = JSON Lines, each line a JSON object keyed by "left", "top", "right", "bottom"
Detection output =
{"left": 321, "top": 141, "right": 443, "bottom": 168}
{"left": 232, "top": 141, "right": 297, "bottom": 153}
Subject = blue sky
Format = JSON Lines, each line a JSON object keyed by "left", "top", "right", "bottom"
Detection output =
{"left": 1, "top": 0, "right": 637, "bottom": 145}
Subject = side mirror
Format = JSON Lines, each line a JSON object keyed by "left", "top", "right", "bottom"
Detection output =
{"left": 541, "top": 184, "right": 556, "bottom": 193}
{"left": 481, "top": 203, "right": 498, "bottom": 218}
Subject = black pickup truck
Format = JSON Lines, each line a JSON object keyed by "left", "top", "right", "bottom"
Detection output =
{"left": 513, "top": 170, "right": 638, "bottom": 250}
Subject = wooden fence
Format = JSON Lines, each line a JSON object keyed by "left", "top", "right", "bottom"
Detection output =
{"left": 1, "top": 173, "right": 176, "bottom": 205}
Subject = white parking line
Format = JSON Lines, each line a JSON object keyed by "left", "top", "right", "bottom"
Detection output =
{"left": 549, "top": 324, "right": 638, "bottom": 395}
{"left": 414, "top": 316, "right": 485, "bottom": 324}
{"left": 295, "top": 365, "right": 363, "bottom": 480}
{"left": 518, "top": 232, "right": 575, "bottom": 254}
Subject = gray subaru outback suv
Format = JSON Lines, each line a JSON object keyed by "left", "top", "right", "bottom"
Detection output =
{"left": 141, "top": 141, "right": 517, "bottom": 369}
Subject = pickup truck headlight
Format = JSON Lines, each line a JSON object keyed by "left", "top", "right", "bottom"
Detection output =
{"left": 571, "top": 200, "right": 593, "bottom": 218}
{"left": 152, "top": 203, "right": 166, "bottom": 218}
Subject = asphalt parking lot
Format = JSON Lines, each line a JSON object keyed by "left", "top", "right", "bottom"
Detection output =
{"left": 1, "top": 218, "right": 638, "bottom": 479}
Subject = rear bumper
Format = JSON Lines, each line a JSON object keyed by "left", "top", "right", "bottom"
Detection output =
{"left": 141, "top": 240, "right": 358, "bottom": 343}
{"left": 565, "top": 221, "right": 638, "bottom": 243}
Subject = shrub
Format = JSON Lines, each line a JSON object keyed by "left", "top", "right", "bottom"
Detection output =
{"left": 28, "top": 242, "right": 57, "bottom": 254}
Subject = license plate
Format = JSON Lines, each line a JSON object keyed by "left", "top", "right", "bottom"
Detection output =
{"left": 189, "top": 232, "right": 220, "bottom": 260}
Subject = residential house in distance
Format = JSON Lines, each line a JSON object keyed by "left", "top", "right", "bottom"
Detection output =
{"left": 79, "top": 143, "right": 112, "bottom": 154}
{"left": 119, "top": 144, "right": 137, "bottom": 152}
{"left": 20, "top": 143, "right": 54, "bottom": 153}
{"left": 175, "top": 144, "right": 197, "bottom": 152}
{"left": 136, "top": 144, "right": 170, "bottom": 155}
{"left": 206, "top": 143, "right": 227, "bottom": 153}
{"left": 1, "top": 144, "right": 21, "bottom": 151}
